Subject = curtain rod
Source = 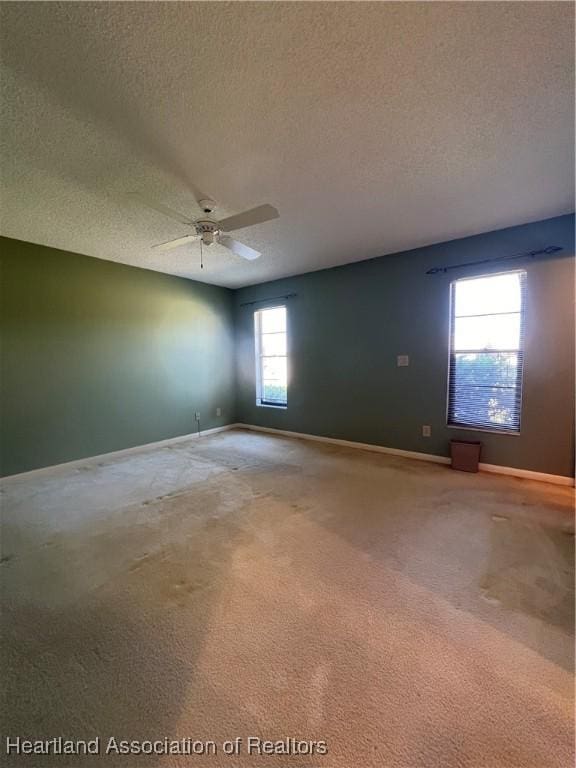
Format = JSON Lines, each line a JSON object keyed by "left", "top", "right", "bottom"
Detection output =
{"left": 426, "top": 245, "right": 563, "bottom": 275}
{"left": 239, "top": 293, "right": 297, "bottom": 307}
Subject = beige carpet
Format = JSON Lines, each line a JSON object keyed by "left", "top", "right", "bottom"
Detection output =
{"left": 1, "top": 429, "right": 574, "bottom": 767}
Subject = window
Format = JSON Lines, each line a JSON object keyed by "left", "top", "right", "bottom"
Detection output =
{"left": 447, "top": 271, "right": 526, "bottom": 433}
{"left": 255, "top": 306, "right": 288, "bottom": 407}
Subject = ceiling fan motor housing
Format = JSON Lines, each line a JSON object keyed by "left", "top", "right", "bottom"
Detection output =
{"left": 196, "top": 219, "right": 218, "bottom": 246}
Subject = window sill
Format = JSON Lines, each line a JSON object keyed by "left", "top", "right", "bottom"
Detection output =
{"left": 256, "top": 402, "right": 287, "bottom": 410}
{"left": 447, "top": 423, "right": 520, "bottom": 436}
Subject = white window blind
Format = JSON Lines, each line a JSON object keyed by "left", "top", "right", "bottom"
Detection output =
{"left": 447, "top": 271, "right": 526, "bottom": 432}
{"left": 254, "top": 306, "right": 288, "bottom": 407}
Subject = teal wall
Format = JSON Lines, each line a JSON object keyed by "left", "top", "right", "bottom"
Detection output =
{"left": 235, "top": 215, "right": 575, "bottom": 478}
{"left": 0, "top": 237, "right": 236, "bottom": 476}
{"left": 2, "top": 216, "right": 574, "bottom": 478}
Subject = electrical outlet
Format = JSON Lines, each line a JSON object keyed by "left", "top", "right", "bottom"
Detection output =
{"left": 216, "top": 407, "right": 221, "bottom": 417}
{"left": 422, "top": 425, "right": 431, "bottom": 437}
{"left": 195, "top": 412, "right": 201, "bottom": 421}
{"left": 397, "top": 355, "right": 409, "bottom": 367}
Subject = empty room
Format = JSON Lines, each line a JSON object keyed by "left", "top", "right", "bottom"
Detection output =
{"left": 0, "top": 2, "right": 574, "bottom": 767}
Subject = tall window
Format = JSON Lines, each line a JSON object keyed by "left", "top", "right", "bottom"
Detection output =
{"left": 255, "top": 306, "right": 288, "bottom": 407}
{"left": 447, "top": 271, "right": 526, "bottom": 432}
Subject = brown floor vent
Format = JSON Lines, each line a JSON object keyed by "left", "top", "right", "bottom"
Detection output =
{"left": 450, "top": 440, "right": 482, "bottom": 473}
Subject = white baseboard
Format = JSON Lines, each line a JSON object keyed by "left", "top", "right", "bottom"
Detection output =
{"left": 0, "top": 423, "right": 241, "bottom": 483}
{"left": 235, "top": 423, "right": 575, "bottom": 487}
{"left": 4, "top": 422, "right": 573, "bottom": 488}
{"left": 235, "top": 423, "right": 451, "bottom": 464}
{"left": 476, "top": 461, "right": 574, "bottom": 486}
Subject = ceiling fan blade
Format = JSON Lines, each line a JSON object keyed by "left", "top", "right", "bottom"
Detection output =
{"left": 218, "top": 204, "right": 279, "bottom": 232}
{"left": 219, "top": 235, "right": 261, "bottom": 261}
{"left": 153, "top": 234, "right": 199, "bottom": 251}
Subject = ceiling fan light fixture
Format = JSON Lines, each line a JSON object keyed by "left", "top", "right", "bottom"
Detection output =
{"left": 196, "top": 220, "right": 218, "bottom": 246}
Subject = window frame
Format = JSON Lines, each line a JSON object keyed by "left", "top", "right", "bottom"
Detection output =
{"left": 254, "top": 304, "right": 288, "bottom": 409}
{"left": 446, "top": 269, "right": 527, "bottom": 435}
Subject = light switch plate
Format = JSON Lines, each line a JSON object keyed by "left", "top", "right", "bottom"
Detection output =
{"left": 397, "top": 355, "right": 409, "bottom": 367}
{"left": 422, "top": 425, "right": 431, "bottom": 437}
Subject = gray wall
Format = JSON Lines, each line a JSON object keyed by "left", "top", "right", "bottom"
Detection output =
{"left": 0, "top": 237, "right": 236, "bottom": 476}
{"left": 2, "top": 216, "right": 574, "bottom": 478}
{"left": 235, "top": 215, "right": 575, "bottom": 478}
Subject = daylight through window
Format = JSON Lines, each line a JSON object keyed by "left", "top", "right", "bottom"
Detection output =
{"left": 255, "top": 306, "right": 288, "bottom": 407}
{"left": 447, "top": 271, "right": 526, "bottom": 432}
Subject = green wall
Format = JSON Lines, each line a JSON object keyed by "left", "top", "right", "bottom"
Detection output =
{"left": 0, "top": 237, "right": 235, "bottom": 476}
{"left": 2, "top": 215, "right": 574, "bottom": 478}
{"left": 235, "top": 215, "right": 575, "bottom": 478}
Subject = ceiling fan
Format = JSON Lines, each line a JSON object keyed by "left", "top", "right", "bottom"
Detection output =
{"left": 152, "top": 199, "right": 279, "bottom": 262}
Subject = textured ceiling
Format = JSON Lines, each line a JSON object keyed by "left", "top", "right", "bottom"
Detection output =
{"left": 0, "top": 2, "right": 574, "bottom": 288}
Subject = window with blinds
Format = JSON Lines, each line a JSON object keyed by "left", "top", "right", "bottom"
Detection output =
{"left": 254, "top": 306, "right": 288, "bottom": 407}
{"left": 447, "top": 271, "right": 526, "bottom": 433}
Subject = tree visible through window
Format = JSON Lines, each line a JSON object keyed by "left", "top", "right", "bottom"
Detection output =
{"left": 447, "top": 271, "right": 526, "bottom": 432}
{"left": 255, "top": 306, "right": 288, "bottom": 407}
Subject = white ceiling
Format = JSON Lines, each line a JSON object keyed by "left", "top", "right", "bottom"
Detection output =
{"left": 0, "top": 2, "right": 573, "bottom": 289}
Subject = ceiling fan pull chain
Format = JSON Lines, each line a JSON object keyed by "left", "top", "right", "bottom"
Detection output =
{"left": 200, "top": 239, "right": 204, "bottom": 270}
